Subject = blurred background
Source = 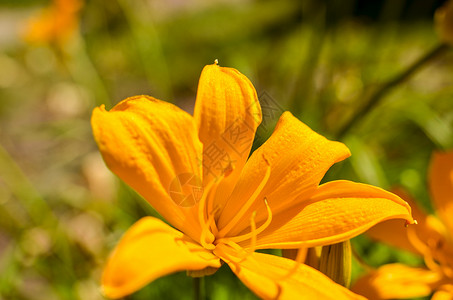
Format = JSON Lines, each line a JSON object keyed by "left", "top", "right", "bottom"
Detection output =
{"left": 1, "top": 0, "right": 453, "bottom": 299}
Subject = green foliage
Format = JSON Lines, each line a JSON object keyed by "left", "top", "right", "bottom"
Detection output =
{"left": 0, "top": 0, "right": 452, "bottom": 299}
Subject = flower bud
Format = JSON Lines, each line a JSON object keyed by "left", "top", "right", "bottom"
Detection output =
{"left": 319, "top": 240, "right": 352, "bottom": 288}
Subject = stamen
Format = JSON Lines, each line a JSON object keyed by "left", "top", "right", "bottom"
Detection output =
{"left": 223, "top": 198, "right": 273, "bottom": 244}
{"left": 281, "top": 247, "right": 306, "bottom": 279}
{"left": 206, "top": 176, "right": 224, "bottom": 234}
{"left": 198, "top": 179, "right": 215, "bottom": 230}
{"left": 206, "top": 172, "right": 227, "bottom": 237}
{"left": 406, "top": 225, "right": 429, "bottom": 255}
{"left": 220, "top": 239, "right": 244, "bottom": 251}
{"left": 441, "top": 265, "right": 453, "bottom": 279}
{"left": 213, "top": 239, "right": 249, "bottom": 263}
{"left": 197, "top": 177, "right": 223, "bottom": 249}
{"left": 209, "top": 205, "right": 221, "bottom": 236}
{"left": 405, "top": 219, "right": 418, "bottom": 227}
{"left": 407, "top": 225, "right": 441, "bottom": 272}
{"left": 249, "top": 211, "right": 257, "bottom": 253}
{"left": 213, "top": 241, "right": 247, "bottom": 265}
{"left": 423, "top": 253, "right": 442, "bottom": 273}
{"left": 200, "top": 211, "right": 216, "bottom": 250}
{"left": 213, "top": 210, "right": 259, "bottom": 262}
{"left": 217, "top": 157, "right": 271, "bottom": 237}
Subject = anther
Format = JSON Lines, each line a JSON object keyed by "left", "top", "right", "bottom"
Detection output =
{"left": 405, "top": 219, "right": 418, "bottom": 227}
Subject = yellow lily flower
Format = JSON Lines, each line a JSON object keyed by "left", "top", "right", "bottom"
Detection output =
{"left": 352, "top": 151, "right": 453, "bottom": 299}
{"left": 91, "top": 63, "right": 414, "bottom": 299}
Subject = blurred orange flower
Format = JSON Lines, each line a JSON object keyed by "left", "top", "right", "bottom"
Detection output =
{"left": 91, "top": 63, "right": 414, "bottom": 299}
{"left": 436, "top": 0, "right": 453, "bottom": 45}
{"left": 352, "top": 151, "right": 453, "bottom": 299}
{"left": 24, "top": 0, "right": 83, "bottom": 46}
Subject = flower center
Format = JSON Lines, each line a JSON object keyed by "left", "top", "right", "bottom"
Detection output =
{"left": 211, "top": 199, "right": 273, "bottom": 262}
{"left": 198, "top": 177, "right": 222, "bottom": 250}
{"left": 217, "top": 157, "right": 271, "bottom": 238}
{"left": 215, "top": 198, "right": 272, "bottom": 246}
{"left": 197, "top": 157, "right": 273, "bottom": 253}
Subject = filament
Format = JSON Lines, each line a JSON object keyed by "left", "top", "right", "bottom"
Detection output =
{"left": 200, "top": 210, "right": 217, "bottom": 250}
{"left": 281, "top": 247, "right": 306, "bottom": 279}
{"left": 249, "top": 211, "right": 257, "bottom": 253}
{"left": 206, "top": 175, "right": 224, "bottom": 236}
{"left": 407, "top": 225, "right": 441, "bottom": 272}
{"left": 217, "top": 157, "right": 271, "bottom": 237}
{"left": 222, "top": 198, "right": 273, "bottom": 244}
{"left": 215, "top": 201, "right": 269, "bottom": 260}
{"left": 406, "top": 221, "right": 428, "bottom": 254}
{"left": 209, "top": 205, "right": 221, "bottom": 237}
{"left": 215, "top": 240, "right": 249, "bottom": 263}
{"left": 198, "top": 179, "right": 215, "bottom": 231}
{"left": 197, "top": 176, "right": 223, "bottom": 249}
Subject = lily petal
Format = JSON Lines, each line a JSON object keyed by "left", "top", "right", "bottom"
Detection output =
{"left": 217, "top": 111, "right": 350, "bottom": 236}
{"left": 194, "top": 64, "right": 262, "bottom": 208}
{"left": 92, "top": 96, "right": 203, "bottom": 239}
{"left": 214, "top": 245, "right": 364, "bottom": 300}
{"left": 429, "top": 151, "right": 453, "bottom": 234}
{"left": 366, "top": 188, "right": 447, "bottom": 255}
{"left": 351, "top": 264, "right": 443, "bottom": 299}
{"left": 432, "top": 284, "right": 453, "bottom": 300}
{"left": 245, "top": 181, "right": 414, "bottom": 249}
{"left": 102, "top": 217, "right": 221, "bottom": 299}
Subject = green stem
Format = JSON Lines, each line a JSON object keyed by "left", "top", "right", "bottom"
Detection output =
{"left": 193, "top": 277, "right": 203, "bottom": 300}
{"left": 336, "top": 43, "right": 450, "bottom": 139}
{"left": 0, "top": 143, "right": 56, "bottom": 227}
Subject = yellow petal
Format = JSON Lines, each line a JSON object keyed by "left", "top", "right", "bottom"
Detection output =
{"left": 351, "top": 264, "right": 443, "bottom": 299}
{"left": 214, "top": 245, "right": 364, "bottom": 300}
{"left": 91, "top": 96, "right": 203, "bottom": 240}
{"left": 194, "top": 63, "right": 262, "bottom": 208}
{"left": 217, "top": 111, "right": 350, "bottom": 236}
{"left": 432, "top": 284, "right": 453, "bottom": 300}
{"left": 366, "top": 188, "right": 447, "bottom": 255}
{"left": 245, "top": 180, "right": 414, "bottom": 249}
{"left": 102, "top": 217, "right": 221, "bottom": 299}
{"left": 429, "top": 151, "right": 453, "bottom": 234}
